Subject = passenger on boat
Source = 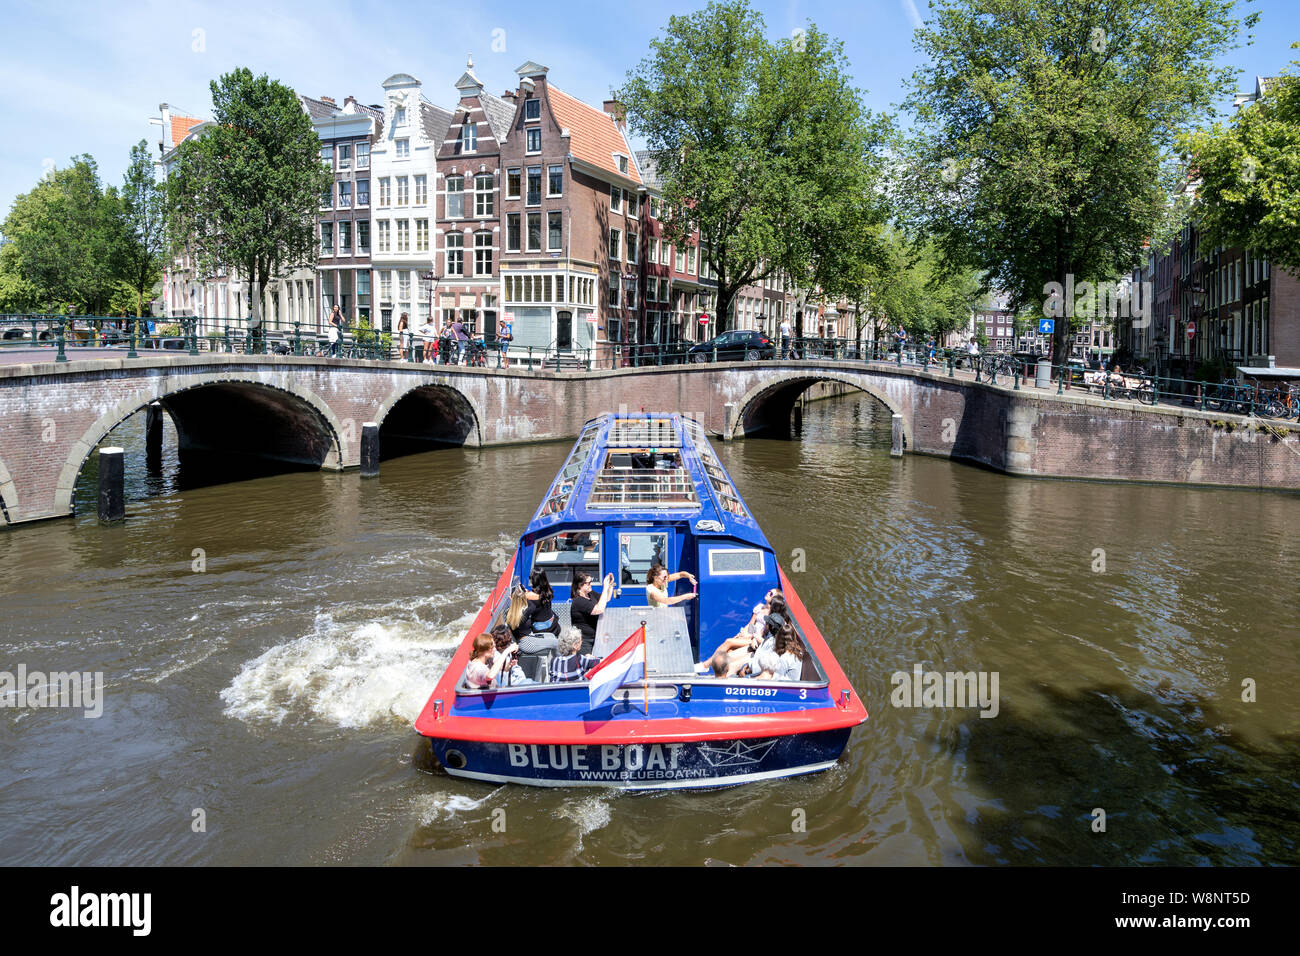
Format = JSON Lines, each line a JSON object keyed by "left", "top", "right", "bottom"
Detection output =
{"left": 549, "top": 628, "right": 602, "bottom": 682}
{"left": 525, "top": 569, "right": 563, "bottom": 636}
{"left": 491, "top": 624, "right": 534, "bottom": 687}
{"left": 507, "top": 585, "right": 560, "bottom": 654}
{"left": 571, "top": 571, "right": 617, "bottom": 655}
{"left": 645, "top": 563, "right": 697, "bottom": 608}
{"left": 465, "top": 633, "right": 518, "bottom": 689}
{"left": 703, "top": 589, "right": 787, "bottom": 670}
{"left": 769, "top": 621, "right": 807, "bottom": 681}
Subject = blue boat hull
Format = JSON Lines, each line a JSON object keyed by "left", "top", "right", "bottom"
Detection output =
{"left": 430, "top": 728, "right": 852, "bottom": 790}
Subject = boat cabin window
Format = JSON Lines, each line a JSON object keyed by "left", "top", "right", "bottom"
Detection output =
{"left": 588, "top": 449, "right": 698, "bottom": 510}
{"left": 532, "top": 530, "right": 601, "bottom": 586}
{"left": 619, "top": 531, "right": 668, "bottom": 586}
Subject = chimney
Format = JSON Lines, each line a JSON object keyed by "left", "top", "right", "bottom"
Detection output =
{"left": 344, "top": 95, "right": 357, "bottom": 108}
{"left": 502, "top": 90, "right": 516, "bottom": 103}
{"left": 603, "top": 99, "right": 625, "bottom": 131}
{"left": 320, "top": 95, "right": 336, "bottom": 105}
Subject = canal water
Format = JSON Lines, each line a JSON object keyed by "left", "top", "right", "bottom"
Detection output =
{"left": 1, "top": 392, "right": 1296, "bottom": 865}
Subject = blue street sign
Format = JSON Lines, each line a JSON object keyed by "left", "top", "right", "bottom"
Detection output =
{"left": 1039, "top": 319, "right": 1055, "bottom": 335}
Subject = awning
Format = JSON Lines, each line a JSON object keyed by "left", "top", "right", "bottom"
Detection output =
{"left": 1237, "top": 366, "right": 1300, "bottom": 379}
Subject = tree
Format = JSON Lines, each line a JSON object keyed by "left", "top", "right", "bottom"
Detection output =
{"left": 166, "top": 68, "right": 329, "bottom": 324}
{"left": 1182, "top": 57, "right": 1300, "bottom": 272}
{"left": 0, "top": 157, "right": 124, "bottom": 313}
{"left": 618, "top": 0, "right": 891, "bottom": 332}
{"left": 119, "top": 140, "right": 167, "bottom": 317}
{"left": 899, "top": 0, "right": 1252, "bottom": 364}
{"left": 863, "top": 229, "right": 982, "bottom": 343}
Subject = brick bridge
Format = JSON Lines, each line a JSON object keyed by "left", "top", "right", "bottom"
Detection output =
{"left": 2, "top": 353, "right": 1298, "bottom": 525}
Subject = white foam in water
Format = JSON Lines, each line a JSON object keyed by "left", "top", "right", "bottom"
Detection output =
{"left": 220, "top": 607, "right": 478, "bottom": 728}
{"left": 558, "top": 794, "right": 612, "bottom": 852}
{"left": 415, "top": 786, "right": 505, "bottom": 827}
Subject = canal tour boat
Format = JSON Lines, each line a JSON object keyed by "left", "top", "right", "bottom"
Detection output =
{"left": 414, "top": 412, "right": 867, "bottom": 789}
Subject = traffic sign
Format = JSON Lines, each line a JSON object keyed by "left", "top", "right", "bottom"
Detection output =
{"left": 1186, "top": 321, "right": 1196, "bottom": 339}
{"left": 1038, "top": 319, "right": 1055, "bottom": 335}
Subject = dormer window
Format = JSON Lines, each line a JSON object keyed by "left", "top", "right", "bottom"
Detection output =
{"left": 394, "top": 106, "right": 407, "bottom": 126}
{"left": 525, "top": 98, "right": 541, "bottom": 121}
{"left": 617, "top": 155, "right": 629, "bottom": 174}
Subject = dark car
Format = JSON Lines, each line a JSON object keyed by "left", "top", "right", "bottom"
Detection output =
{"left": 687, "top": 330, "right": 775, "bottom": 363}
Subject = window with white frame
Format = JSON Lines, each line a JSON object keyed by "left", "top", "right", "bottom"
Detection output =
{"left": 396, "top": 138, "right": 409, "bottom": 158}
{"left": 676, "top": 248, "right": 685, "bottom": 272}
{"left": 337, "top": 144, "right": 351, "bottom": 169}
{"left": 627, "top": 232, "right": 637, "bottom": 264}
{"left": 377, "top": 220, "right": 390, "bottom": 252}
{"left": 626, "top": 191, "right": 638, "bottom": 217}
{"left": 527, "top": 127, "right": 541, "bottom": 152}
{"left": 548, "top": 211, "right": 562, "bottom": 251}
{"left": 617, "top": 155, "right": 628, "bottom": 174}
{"left": 527, "top": 212, "right": 541, "bottom": 251}
{"left": 526, "top": 167, "right": 541, "bottom": 205}
{"left": 507, "top": 213, "right": 521, "bottom": 252}
{"left": 506, "top": 167, "right": 521, "bottom": 199}
{"left": 687, "top": 247, "right": 695, "bottom": 273}
{"left": 357, "top": 179, "right": 369, "bottom": 206}
{"left": 649, "top": 197, "right": 659, "bottom": 219}
{"left": 357, "top": 142, "right": 369, "bottom": 168}
{"left": 461, "top": 123, "right": 477, "bottom": 152}
{"left": 610, "top": 183, "right": 622, "bottom": 213}
{"left": 397, "top": 176, "right": 408, "bottom": 206}
{"left": 396, "top": 220, "right": 409, "bottom": 252}
{"left": 414, "top": 174, "right": 426, "bottom": 205}
{"left": 321, "top": 184, "right": 332, "bottom": 208}
{"left": 660, "top": 241, "right": 670, "bottom": 266}
{"left": 339, "top": 181, "right": 351, "bottom": 208}
{"left": 339, "top": 221, "right": 351, "bottom": 254}
{"left": 446, "top": 176, "right": 464, "bottom": 218}
{"left": 609, "top": 228, "right": 621, "bottom": 261}
{"left": 416, "top": 219, "right": 428, "bottom": 252}
{"left": 320, "top": 221, "right": 333, "bottom": 254}
{"left": 475, "top": 232, "right": 492, "bottom": 275}
{"left": 475, "top": 174, "right": 494, "bottom": 216}
{"left": 378, "top": 178, "right": 390, "bottom": 206}
{"left": 358, "top": 221, "right": 370, "bottom": 253}
{"left": 398, "top": 271, "right": 410, "bottom": 300}
{"left": 321, "top": 144, "right": 333, "bottom": 167}
{"left": 548, "top": 164, "right": 563, "bottom": 196}
{"left": 446, "top": 233, "right": 464, "bottom": 275}
{"left": 525, "top": 98, "right": 541, "bottom": 121}
{"left": 608, "top": 283, "right": 619, "bottom": 308}
{"left": 379, "top": 270, "right": 391, "bottom": 300}
{"left": 394, "top": 106, "right": 407, "bottom": 127}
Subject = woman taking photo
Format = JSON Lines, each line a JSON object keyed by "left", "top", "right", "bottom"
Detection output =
{"left": 645, "top": 563, "right": 696, "bottom": 608}
{"left": 464, "top": 632, "right": 516, "bottom": 689}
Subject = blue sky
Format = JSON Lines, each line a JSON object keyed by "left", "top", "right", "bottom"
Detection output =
{"left": 0, "top": 0, "right": 1294, "bottom": 219}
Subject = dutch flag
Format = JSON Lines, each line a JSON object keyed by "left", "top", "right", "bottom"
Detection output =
{"left": 586, "top": 625, "right": 647, "bottom": 710}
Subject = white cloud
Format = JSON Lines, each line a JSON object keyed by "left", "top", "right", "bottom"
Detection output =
{"left": 901, "top": 0, "right": 923, "bottom": 30}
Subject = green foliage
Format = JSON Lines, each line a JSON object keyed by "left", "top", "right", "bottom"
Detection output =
{"left": 1182, "top": 57, "right": 1300, "bottom": 273}
{"left": 353, "top": 317, "right": 376, "bottom": 345}
{"left": 0, "top": 156, "right": 125, "bottom": 313}
{"left": 618, "top": 0, "right": 892, "bottom": 326}
{"left": 864, "top": 229, "right": 982, "bottom": 340}
{"left": 167, "top": 68, "right": 331, "bottom": 322}
{"left": 899, "top": 0, "right": 1251, "bottom": 363}
{"left": 119, "top": 140, "right": 167, "bottom": 316}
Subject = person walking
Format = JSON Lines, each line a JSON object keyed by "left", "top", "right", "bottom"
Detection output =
{"left": 497, "top": 315, "right": 513, "bottom": 368}
{"left": 780, "top": 317, "right": 792, "bottom": 359}
{"left": 894, "top": 324, "right": 907, "bottom": 358}
{"left": 327, "top": 305, "right": 344, "bottom": 357}
{"left": 397, "top": 313, "right": 411, "bottom": 361}
{"left": 452, "top": 316, "right": 469, "bottom": 365}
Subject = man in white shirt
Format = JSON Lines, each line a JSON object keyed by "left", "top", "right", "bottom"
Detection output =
{"left": 779, "top": 318, "right": 792, "bottom": 358}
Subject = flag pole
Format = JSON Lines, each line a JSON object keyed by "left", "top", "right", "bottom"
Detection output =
{"left": 640, "top": 620, "right": 648, "bottom": 717}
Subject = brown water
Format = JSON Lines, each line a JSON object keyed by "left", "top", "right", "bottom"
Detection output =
{"left": 0, "top": 392, "right": 1297, "bottom": 865}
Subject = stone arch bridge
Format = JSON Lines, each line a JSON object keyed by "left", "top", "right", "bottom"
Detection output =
{"left": 1, "top": 353, "right": 1296, "bottom": 525}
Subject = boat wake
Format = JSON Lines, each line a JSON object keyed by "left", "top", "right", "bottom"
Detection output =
{"left": 220, "top": 600, "right": 480, "bottom": 728}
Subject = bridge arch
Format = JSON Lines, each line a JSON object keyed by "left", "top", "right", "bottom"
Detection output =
{"left": 0, "top": 452, "right": 16, "bottom": 524}
{"left": 53, "top": 375, "right": 347, "bottom": 515}
{"left": 373, "top": 380, "right": 484, "bottom": 455}
{"left": 729, "top": 370, "right": 912, "bottom": 447}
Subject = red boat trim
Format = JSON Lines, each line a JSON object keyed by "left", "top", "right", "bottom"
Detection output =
{"left": 413, "top": 558, "right": 869, "bottom": 744}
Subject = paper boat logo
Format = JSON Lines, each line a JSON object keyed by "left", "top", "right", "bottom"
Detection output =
{"left": 698, "top": 738, "right": 778, "bottom": 768}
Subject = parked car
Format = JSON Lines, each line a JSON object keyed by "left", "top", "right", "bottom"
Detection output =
{"left": 687, "top": 330, "right": 776, "bottom": 363}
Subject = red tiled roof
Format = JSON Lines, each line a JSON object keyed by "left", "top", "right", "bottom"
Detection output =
{"left": 546, "top": 85, "right": 640, "bottom": 184}
{"left": 171, "top": 116, "right": 202, "bottom": 148}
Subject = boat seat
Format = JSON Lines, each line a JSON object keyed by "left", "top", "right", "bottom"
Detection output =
{"left": 518, "top": 649, "right": 553, "bottom": 683}
{"left": 553, "top": 602, "right": 572, "bottom": 632}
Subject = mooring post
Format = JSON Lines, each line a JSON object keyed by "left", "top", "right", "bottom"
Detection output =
{"left": 145, "top": 402, "right": 163, "bottom": 462}
{"left": 891, "top": 414, "right": 904, "bottom": 457}
{"left": 360, "top": 421, "right": 380, "bottom": 478}
{"left": 98, "top": 446, "right": 125, "bottom": 522}
{"left": 723, "top": 402, "right": 736, "bottom": 440}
